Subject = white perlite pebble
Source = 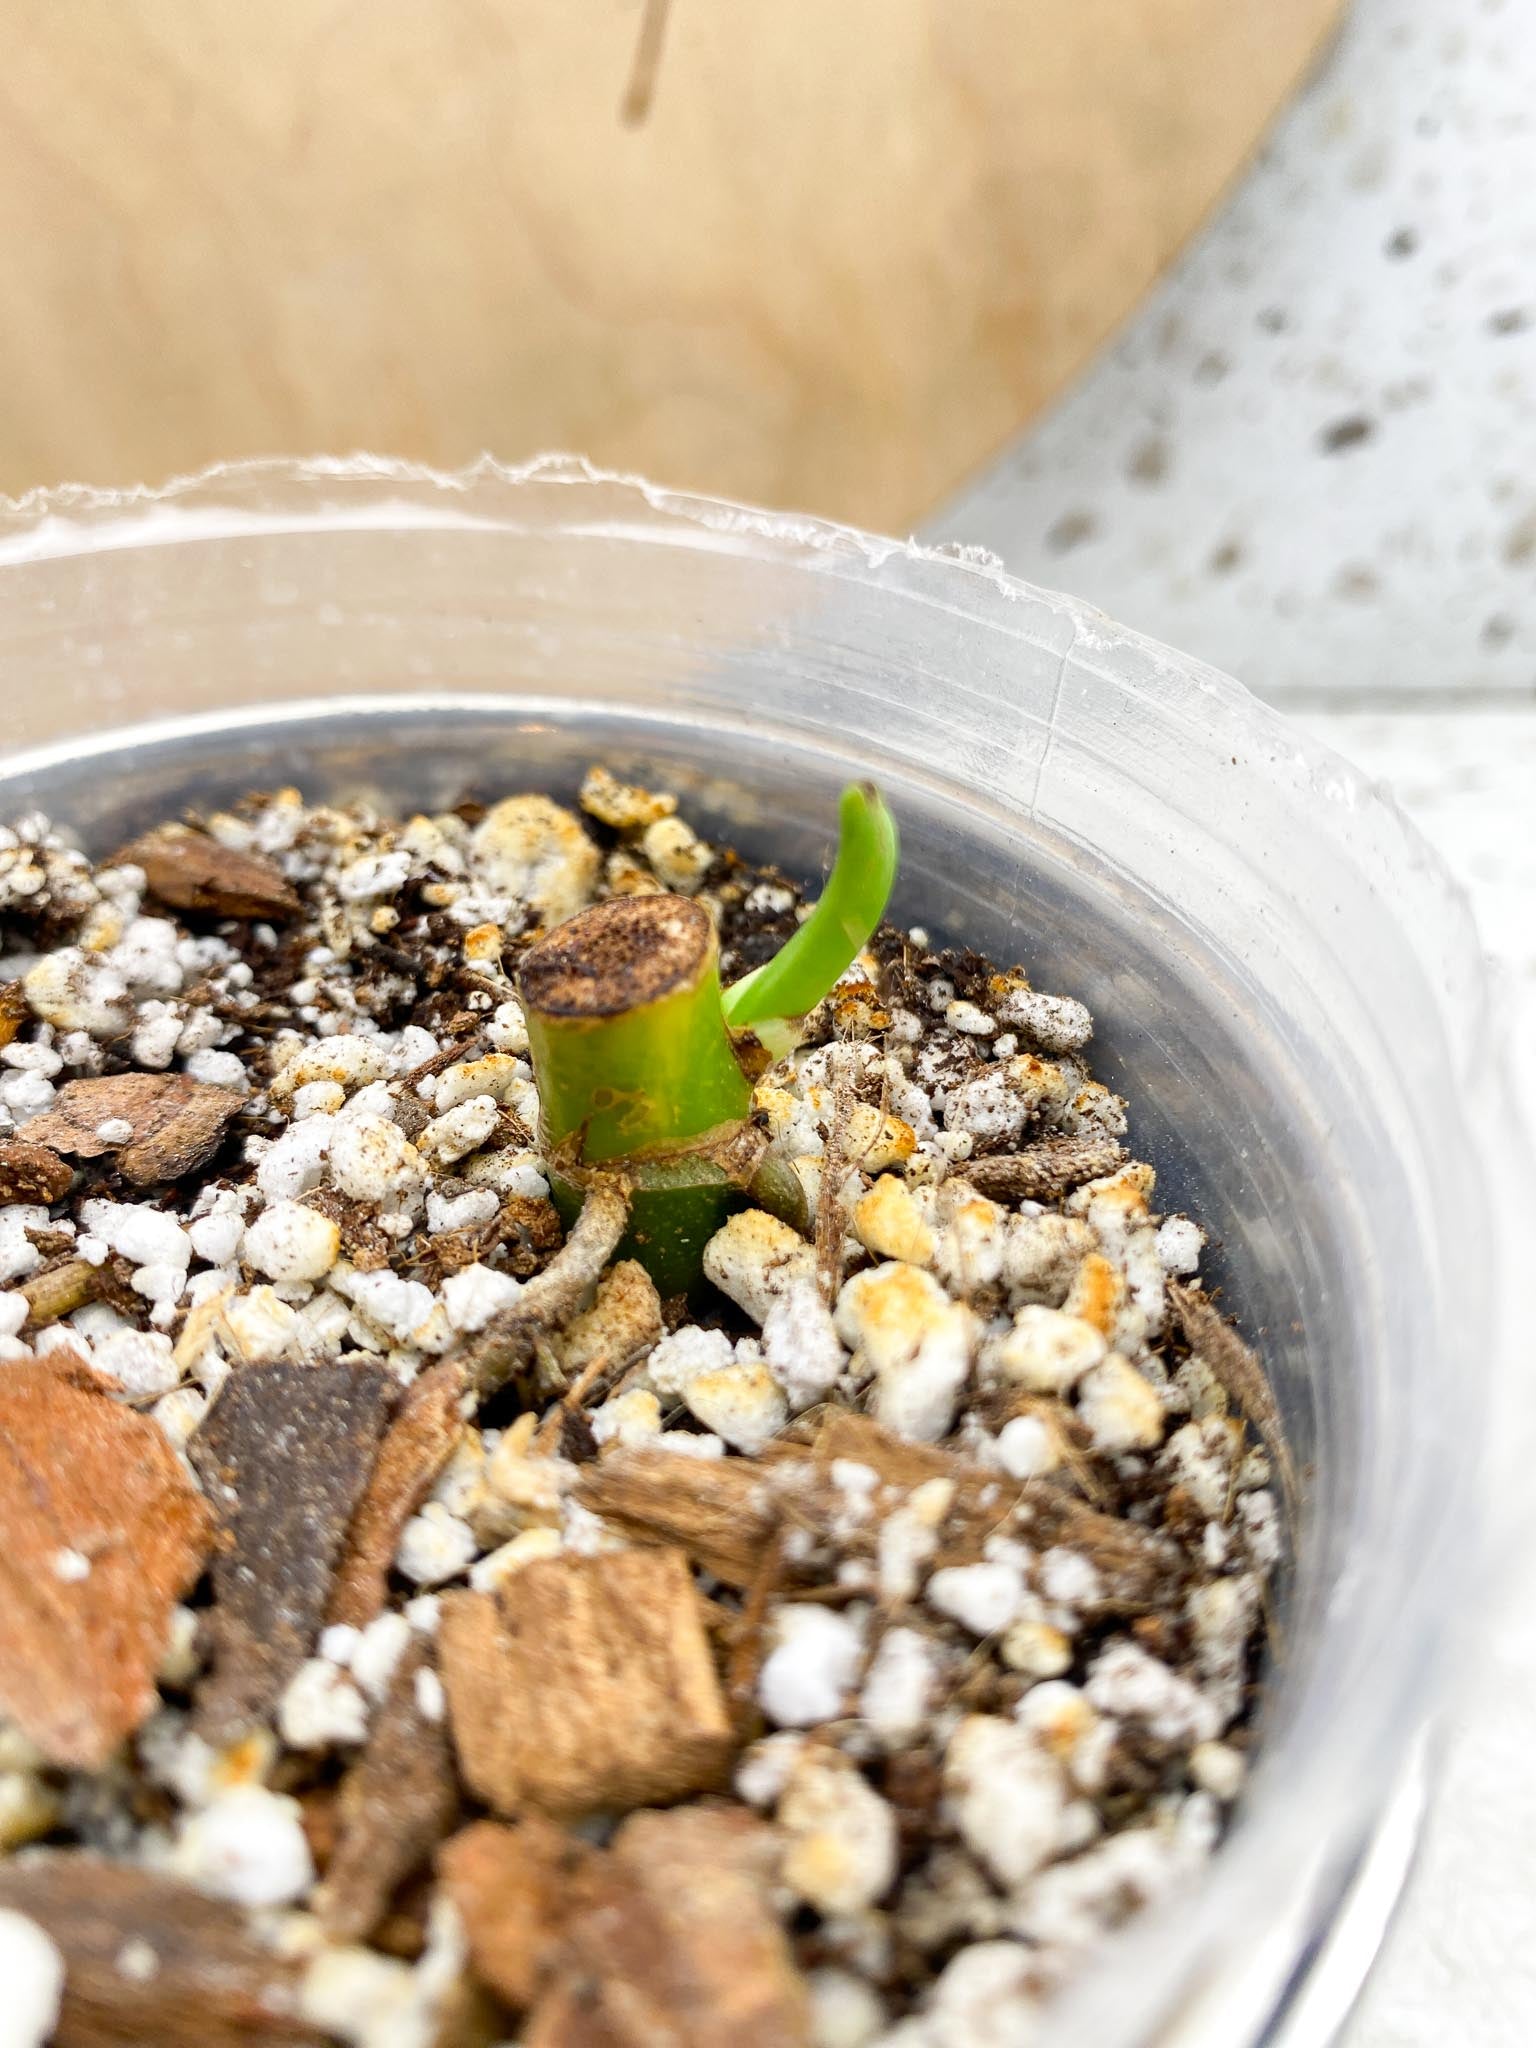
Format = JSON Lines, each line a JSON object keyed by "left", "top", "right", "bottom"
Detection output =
{"left": 760, "top": 1282, "right": 845, "bottom": 1411}
{"left": 183, "top": 1047, "right": 248, "bottom": 1091}
{"left": 758, "top": 1605, "right": 865, "bottom": 1728}
{"left": 995, "top": 1414, "right": 1060, "bottom": 1480}
{"left": 243, "top": 1201, "right": 341, "bottom": 1284}
{"left": 1085, "top": 1639, "right": 1220, "bottom": 1747}
{"left": 279, "top": 1659, "right": 370, "bottom": 1750}
{"left": 441, "top": 1262, "right": 523, "bottom": 1333}
{"left": 702, "top": 1210, "right": 819, "bottom": 1325}
{"left": 944, "top": 1714, "right": 1067, "bottom": 1889}
{"left": 645, "top": 1323, "right": 735, "bottom": 1397}
{"left": 343, "top": 1270, "right": 439, "bottom": 1346}
{"left": 779, "top": 1751, "right": 898, "bottom": 1917}
{"left": 79, "top": 1198, "right": 193, "bottom": 1270}
{"left": 426, "top": 1187, "right": 500, "bottom": 1236}
{"left": 859, "top": 1626, "right": 936, "bottom": 1745}
{"left": 419, "top": 1095, "right": 499, "bottom": 1163}
{"left": 351, "top": 1612, "right": 415, "bottom": 1701}
{"left": 272, "top": 1034, "right": 392, "bottom": 1103}
{"left": 94, "top": 1116, "right": 135, "bottom": 1142}
{"left": 985, "top": 1305, "right": 1106, "bottom": 1394}
{"left": 0, "top": 1909, "right": 65, "bottom": 2048}
{"left": 927, "top": 1560, "right": 1025, "bottom": 1638}
{"left": 471, "top": 793, "right": 601, "bottom": 925}
{"left": 92, "top": 1328, "right": 181, "bottom": 1398}
{"left": 337, "top": 850, "right": 412, "bottom": 901}
{"left": 807, "top": 1967, "right": 886, "bottom": 2048}
{"left": 683, "top": 1357, "right": 788, "bottom": 1455}
{"left": 993, "top": 986, "right": 1094, "bottom": 1053}
{"left": 327, "top": 1114, "right": 425, "bottom": 1207}
{"left": 395, "top": 1503, "right": 478, "bottom": 1587}
{"left": 256, "top": 1116, "right": 335, "bottom": 1199}
{"left": 170, "top": 1785, "right": 315, "bottom": 1907}
{"left": 1156, "top": 1214, "right": 1205, "bottom": 1275}
{"left": 1076, "top": 1355, "right": 1166, "bottom": 1452}
{"left": 916, "top": 1941, "right": 1044, "bottom": 2048}
{"left": 835, "top": 1263, "right": 975, "bottom": 1444}
{"left": 0, "top": 1291, "right": 28, "bottom": 1340}
{"left": 0, "top": 1206, "right": 48, "bottom": 1284}
{"left": 432, "top": 1054, "right": 526, "bottom": 1111}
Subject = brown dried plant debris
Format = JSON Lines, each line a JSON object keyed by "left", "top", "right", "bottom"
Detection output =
{"left": 320, "top": 1639, "right": 459, "bottom": 1943}
{"left": 25, "top": 1071, "right": 243, "bottom": 1184}
{"left": 1170, "top": 1280, "right": 1297, "bottom": 1517}
{"left": 328, "top": 1359, "right": 467, "bottom": 1633}
{"left": 191, "top": 1360, "right": 395, "bottom": 1739}
{"left": 0, "top": 1362, "right": 213, "bottom": 1769}
{"left": 114, "top": 819, "right": 302, "bottom": 920}
{"left": 0, "top": 1135, "right": 76, "bottom": 1203}
{"left": 963, "top": 1132, "right": 1127, "bottom": 1203}
{"left": 437, "top": 1548, "right": 735, "bottom": 1819}
{"left": 528, "top": 1803, "right": 810, "bottom": 2048}
{"left": 0, "top": 976, "right": 28, "bottom": 1046}
{"left": 19, "top": 1254, "right": 103, "bottom": 1327}
{"left": 0, "top": 1855, "right": 330, "bottom": 2048}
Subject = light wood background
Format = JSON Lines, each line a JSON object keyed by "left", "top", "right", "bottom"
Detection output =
{"left": 0, "top": 0, "right": 1344, "bottom": 527}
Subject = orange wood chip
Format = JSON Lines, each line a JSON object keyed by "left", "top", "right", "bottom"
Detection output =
{"left": 0, "top": 1854, "right": 329, "bottom": 2047}
{"left": 0, "top": 1362, "right": 213, "bottom": 1769}
{"left": 114, "top": 820, "right": 301, "bottom": 919}
{"left": 438, "top": 1815, "right": 595, "bottom": 2012}
{"left": 327, "top": 1358, "right": 466, "bottom": 1632}
{"left": 0, "top": 1136, "right": 75, "bottom": 1203}
{"left": 438, "top": 1548, "right": 735, "bottom": 1819}
{"left": 528, "top": 1805, "right": 811, "bottom": 2048}
{"left": 24, "top": 1071, "right": 243, "bottom": 1184}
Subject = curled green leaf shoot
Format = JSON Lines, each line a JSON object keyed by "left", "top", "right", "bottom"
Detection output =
{"left": 518, "top": 782, "right": 898, "bottom": 1293}
{"left": 722, "top": 782, "right": 899, "bottom": 1057}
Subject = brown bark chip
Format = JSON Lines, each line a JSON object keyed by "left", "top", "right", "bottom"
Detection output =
{"left": 573, "top": 1449, "right": 785, "bottom": 1588}
{"left": 438, "top": 1549, "right": 735, "bottom": 1819}
{"left": 321, "top": 1640, "right": 460, "bottom": 1943}
{"left": 0, "top": 1855, "right": 330, "bottom": 2047}
{"left": 26, "top": 1071, "right": 243, "bottom": 1184}
{"left": 0, "top": 1135, "right": 75, "bottom": 1203}
{"left": 115, "top": 820, "right": 301, "bottom": 919}
{"left": 1170, "top": 1280, "right": 1298, "bottom": 1519}
{"left": 439, "top": 1816, "right": 595, "bottom": 2012}
{"left": 0, "top": 1363, "right": 213, "bottom": 1769}
{"left": 191, "top": 1361, "right": 394, "bottom": 1739}
{"left": 0, "top": 977, "right": 28, "bottom": 1048}
{"left": 531, "top": 1805, "right": 811, "bottom": 2048}
{"left": 328, "top": 1359, "right": 466, "bottom": 1632}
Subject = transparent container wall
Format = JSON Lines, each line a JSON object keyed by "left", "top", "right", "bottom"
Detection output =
{"left": 0, "top": 460, "right": 1515, "bottom": 2046}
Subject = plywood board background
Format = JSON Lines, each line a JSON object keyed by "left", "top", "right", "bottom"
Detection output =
{"left": 0, "top": 0, "right": 1345, "bottom": 527}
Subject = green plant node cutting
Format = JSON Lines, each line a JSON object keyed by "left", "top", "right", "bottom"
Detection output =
{"left": 517, "top": 783, "right": 898, "bottom": 1294}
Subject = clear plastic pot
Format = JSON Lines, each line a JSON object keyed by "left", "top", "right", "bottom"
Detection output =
{"left": 0, "top": 456, "right": 1522, "bottom": 2046}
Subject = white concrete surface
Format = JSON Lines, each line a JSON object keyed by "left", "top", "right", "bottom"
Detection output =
{"left": 934, "top": 0, "right": 1536, "bottom": 704}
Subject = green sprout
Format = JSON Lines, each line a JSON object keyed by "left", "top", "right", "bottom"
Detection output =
{"left": 518, "top": 783, "right": 898, "bottom": 1295}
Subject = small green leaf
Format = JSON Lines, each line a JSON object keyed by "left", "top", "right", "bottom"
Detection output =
{"left": 722, "top": 782, "right": 898, "bottom": 1042}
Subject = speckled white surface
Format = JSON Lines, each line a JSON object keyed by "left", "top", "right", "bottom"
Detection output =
{"left": 935, "top": 0, "right": 1536, "bottom": 702}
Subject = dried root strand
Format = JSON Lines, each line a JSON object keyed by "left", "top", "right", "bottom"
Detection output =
{"left": 456, "top": 1179, "right": 631, "bottom": 1400}
{"left": 962, "top": 1133, "right": 1127, "bottom": 1203}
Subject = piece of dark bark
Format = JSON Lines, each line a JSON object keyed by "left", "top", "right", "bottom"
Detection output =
{"left": 0, "top": 1363, "right": 213, "bottom": 1769}
{"left": 0, "top": 1855, "right": 332, "bottom": 2047}
{"left": 438, "top": 1549, "right": 735, "bottom": 1819}
{"left": 25, "top": 1072, "right": 243, "bottom": 1184}
{"left": 114, "top": 820, "right": 301, "bottom": 920}
{"left": 191, "top": 1361, "right": 394, "bottom": 1739}
{"left": 320, "top": 1640, "right": 459, "bottom": 1943}
{"left": 327, "top": 1359, "right": 466, "bottom": 1632}
{"left": 0, "top": 1136, "right": 74, "bottom": 1203}
{"left": 962, "top": 1133, "right": 1127, "bottom": 1203}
